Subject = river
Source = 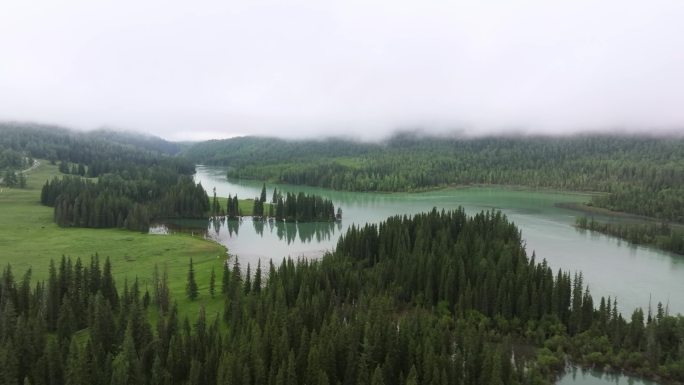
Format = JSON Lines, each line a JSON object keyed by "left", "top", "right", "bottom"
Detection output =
{"left": 152, "top": 165, "right": 683, "bottom": 384}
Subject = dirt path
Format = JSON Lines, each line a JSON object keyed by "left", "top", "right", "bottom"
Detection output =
{"left": 0, "top": 158, "right": 39, "bottom": 185}
{"left": 20, "top": 158, "right": 40, "bottom": 173}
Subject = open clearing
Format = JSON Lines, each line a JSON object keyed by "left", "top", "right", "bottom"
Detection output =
{"left": 0, "top": 161, "right": 229, "bottom": 319}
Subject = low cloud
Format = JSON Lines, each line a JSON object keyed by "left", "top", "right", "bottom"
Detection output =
{"left": 1, "top": 0, "right": 683, "bottom": 141}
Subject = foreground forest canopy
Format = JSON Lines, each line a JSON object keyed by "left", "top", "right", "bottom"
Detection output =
{"left": 1, "top": 209, "right": 683, "bottom": 385}
{"left": 185, "top": 133, "right": 684, "bottom": 222}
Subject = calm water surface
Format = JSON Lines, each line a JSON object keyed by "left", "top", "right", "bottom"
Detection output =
{"left": 150, "top": 165, "right": 684, "bottom": 385}
{"left": 557, "top": 367, "right": 658, "bottom": 385}
{"left": 172, "top": 166, "right": 684, "bottom": 316}
{"left": 153, "top": 165, "right": 684, "bottom": 317}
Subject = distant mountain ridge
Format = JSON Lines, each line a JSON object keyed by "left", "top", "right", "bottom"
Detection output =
{"left": 0, "top": 122, "right": 182, "bottom": 157}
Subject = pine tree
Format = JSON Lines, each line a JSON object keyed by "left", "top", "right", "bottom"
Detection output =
{"left": 186, "top": 258, "right": 198, "bottom": 300}
{"left": 371, "top": 366, "right": 384, "bottom": 385}
{"left": 0, "top": 340, "right": 19, "bottom": 385}
{"left": 260, "top": 183, "right": 267, "bottom": 203}
{"left": 253, "top": 260, "right": 262, "bottom": 293}
{"left": 101, "top": 257, "right": 119, "bottom": 309}
{"left": 276, "top": 197, "right": 285, "bottom": 221}
{"left": 209, "top": 267, "right": 216, "bottom": 298}
{"left": 110, "top": 325, "right": 144, "bottom": 385}
{"left": 253, "top": 198, "right": 261, "bottom": 218}
{"left": 212, "top": 187, "right": 219, "bottom": 216}
{"left": 65, "top": 338, "right": 87, "bottom": 385}
{"left": 406, "top": 365, "right": 418, "bottom": 385}
{"left": 222, "top": 262, "right": 231, "bottom": 295}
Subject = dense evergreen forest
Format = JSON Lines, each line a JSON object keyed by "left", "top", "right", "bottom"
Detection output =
{"left": 1, "top": 210, "right": 683, "bottom": 385}
{"left": 41, "top": 175, "right": 209, "bottom": 231}
{"left": 0, "top": 123, "right": 208, "bottom": 231}
{"left": 575, "top": 217, "right": 684, "bottom": 255}
{"left": 0, "top": 146, "right": 30, "bottom": 188}
{"left": 184, "top": 133, "right": 684, "bottom": 222}
{"left": 0, "top": 148, "right": 29, "bottom": 171}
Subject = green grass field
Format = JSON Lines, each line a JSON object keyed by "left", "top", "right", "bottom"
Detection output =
{"left": 235, "top": 198, "right": 273, "bottom": 216}
{"left": 0, "top": 161, "right": 229, "bottom": 320}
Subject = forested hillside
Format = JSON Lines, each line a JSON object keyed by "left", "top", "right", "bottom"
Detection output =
{"left": 0, "top": 123, "right": 182, "bottom": 160}
{"left": 183, "top": 136, "right": 376, "bottom": 167}
{"left": 1, "top": 210, "right": 682, "bottom": 385}
{"left": 0, "top": 123, "right": 209, "bottom": 231}
{"left": 0, "top": 148, "right": 29, "bottom": 171}
{"left": 186, "top": 133, "right": 684, "bottom": 222}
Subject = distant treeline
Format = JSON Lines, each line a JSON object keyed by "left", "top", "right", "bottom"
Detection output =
{"left": 1, "top": 170, "right": 27, "bottom": 188}
{"left": 1, "top": 209, "right": 683, "bottom": 385}
{"left": 0, "top": 147, "right": 30, "bottom": 188}
{"left": 0, "top": 123, "right": 213, "bottom": 231}
{"left": 213, "top": 185, "right": 339, "bottom": 222}
{"left": 0, "top": 123, "right": 183, "bottom": 162}
{"left": 184, "top": 134, "right": 684, "bottom": 222}
{"left": 576, "top": 217, "right": 684, "bottom": 255}
{"left": 0, "top": 125, "right": 213, "bottom": 231}
{"left": 0, "top": 148, "right": 30, "bottom": 171}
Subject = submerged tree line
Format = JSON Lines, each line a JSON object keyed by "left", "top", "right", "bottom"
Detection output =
{"left": 212, "top": 185, "right": 340, "bottom": 223}
{"left": 1, "top": 209, "right": 683, "bottom": 385}
{"left": 575, "top": 216, "right": 684, "bottom": 255}
{"left": 204, "top": 215, "right": 340, "bottom": 244}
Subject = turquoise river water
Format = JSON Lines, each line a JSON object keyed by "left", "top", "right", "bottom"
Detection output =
{"left": 151, "top": 165, "right": 683, "bottom": 385}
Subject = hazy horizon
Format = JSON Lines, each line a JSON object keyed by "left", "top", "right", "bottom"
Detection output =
{"left": 1, "top": 0, "right": 683, "bottom": 141}
{"left": 6, "top": 120, "right": 684, "bottom": 145}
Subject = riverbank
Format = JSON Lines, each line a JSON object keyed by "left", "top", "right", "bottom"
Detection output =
{"left": 561, "top": 362, "right": 683, "bottom": 385}
{"left": 556, "top": 202, "right": 666, "bottom": 223}
{"left": 574, "top": 217, "right": 684, "bottom": 256}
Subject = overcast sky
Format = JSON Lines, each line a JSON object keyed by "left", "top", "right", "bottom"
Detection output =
{"left": 1, "top": 0, "right": 683, "bottom": 141}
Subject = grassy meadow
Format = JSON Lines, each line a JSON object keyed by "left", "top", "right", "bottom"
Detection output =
{"left": 0, "top": 161, "right": 229, "bottom": 320}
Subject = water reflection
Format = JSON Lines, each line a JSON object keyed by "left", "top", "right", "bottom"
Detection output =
{"left": 151, "top": 216, "right": 342, "bottom": 267}
{"left": 154, "top": 218, "right": 340, "bottom": 244}
{"left": 557, "top": 366, "right": 657, "bottom": 385}
{"left": 206, "top": 217, "right": 342, "bottom": 244}
{"left": 150, "top": 218, "right": 210, "bottom": 236}
{"left": 253, "top": 218, "right": 264, "bottom": 236}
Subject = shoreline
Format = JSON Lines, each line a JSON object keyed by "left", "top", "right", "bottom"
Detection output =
{"left": 220, "top": 170, "right": 601, "bottom": 198}
{"left": 561, "top": 361, "right": 684, "bottom": 385}
{"left": 557, "top": 202, "right": 684, "bottom": 229}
